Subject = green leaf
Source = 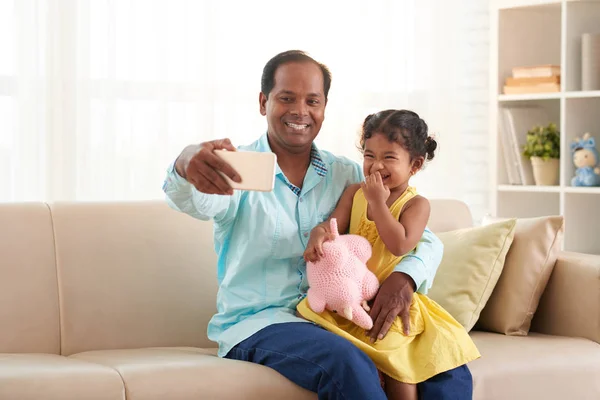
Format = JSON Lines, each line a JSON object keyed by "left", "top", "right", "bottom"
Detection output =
{"left": 521, "top": 122, "right": 560, "bottom": 160}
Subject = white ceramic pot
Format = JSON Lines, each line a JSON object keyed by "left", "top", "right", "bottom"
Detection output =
{"left": 531, "top": 157, "right": 560, "bottom": 186}
{"left": 582, "top": 33, "right": 600, "bottom": 91}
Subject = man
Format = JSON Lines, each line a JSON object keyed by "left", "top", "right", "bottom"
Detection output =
{"left": 163, "top": 50, "right": 472, "bottom": 399}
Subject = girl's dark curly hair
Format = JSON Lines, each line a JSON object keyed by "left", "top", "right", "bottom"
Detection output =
{"left": 360, "top": 109, "right": 437, "bottom": 161}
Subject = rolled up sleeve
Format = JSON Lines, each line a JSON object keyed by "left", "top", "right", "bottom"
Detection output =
{"left": 162, "top": 162, "right": 235, "bottom": 222}
{"left": 393, "top": 228, "right": 443, "bottom": 294}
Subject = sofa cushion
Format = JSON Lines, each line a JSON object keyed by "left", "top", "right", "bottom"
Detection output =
{"left": 531, "top": 251, "right": 600, "bottom": 344}
{"left": 0, "top": 203, "right": 61, "bottom": 354}
{"left": 469, "top": 332, "right": 600, "bottom": 400}
{"left": 428, "top": 219, "right": 517, "bottom": 331}
{"left": 70, "top": 347, "right": 315, "bottom": 400}
{"left": 477, "top": 215, "right": 564, "bottom": 335}
{"left": 0, "top": 353, "right": 124, "bottom": 400}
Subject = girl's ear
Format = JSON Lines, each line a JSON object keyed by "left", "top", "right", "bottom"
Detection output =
{"left": 411, "top": 157, "right": 425, "bottom": 175}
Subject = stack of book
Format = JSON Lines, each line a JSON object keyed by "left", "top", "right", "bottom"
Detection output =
{"left": 503, "top": 64, "right": 561, "bottom": 94}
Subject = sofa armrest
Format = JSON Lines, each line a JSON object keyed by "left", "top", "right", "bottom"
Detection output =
{"left": 530, "top": 251, "right": 600, "bottom": 344}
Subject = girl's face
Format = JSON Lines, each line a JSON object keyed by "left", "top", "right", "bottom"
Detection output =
{"left": 362, "top": 132, "right": 421, "bottom": 192}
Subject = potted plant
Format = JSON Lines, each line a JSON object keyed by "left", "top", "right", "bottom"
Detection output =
{"left": 522, "top": 122, "right": 560, "bottom": 185}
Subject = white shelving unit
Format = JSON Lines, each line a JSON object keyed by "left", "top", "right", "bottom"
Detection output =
{"left": 489, "top": 0, "right": 600, "bottom": 255}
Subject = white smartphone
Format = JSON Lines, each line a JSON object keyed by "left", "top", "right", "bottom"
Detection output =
{"left": 214, "top": 149, "right": 277, "bottom": 192}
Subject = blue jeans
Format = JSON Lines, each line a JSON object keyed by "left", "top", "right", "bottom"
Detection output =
{"left": 225, "top": 322, "right": 473, "bottom": 400}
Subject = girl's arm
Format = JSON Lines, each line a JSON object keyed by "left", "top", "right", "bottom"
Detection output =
{"left": 369, "top": 195, "right": 431, "bottom": 257}
{"left": 304, "top": 183, "right": 361, "bottom": 262}
{"left": 315, "top": 183, "right": 361, "bottom": 234}
{"left": 329, "top": 183, "right": 361, "bottom": 233}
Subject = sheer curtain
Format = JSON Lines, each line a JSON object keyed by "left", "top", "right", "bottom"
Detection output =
{"left": 0, "top": 0, "right": 483, "bottom": 213}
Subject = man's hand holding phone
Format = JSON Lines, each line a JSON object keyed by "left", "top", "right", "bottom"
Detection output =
{"left": 175, "top": 138, "right": 277, "bottom": 195}
{"left": 175, "top": 139, "right": 241, "bottom": 196}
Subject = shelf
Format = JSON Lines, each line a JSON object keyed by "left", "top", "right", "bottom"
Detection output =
{"left": 496, "top": 0, "right": 600, "bottom": 11}
{"left": 564, "top": 186, "right": 600, "bottom": 194}
{"left": 564, "top": 97, "right": 600, "bottom": 181}
{"left": 495, "top": 0, "right": 562, "bottom": 10}
{"left": 498, "top": 185, "right": 600, "bottom": 194}
{"left": 564, "top": 91, "right": 600, "bottom": 99}
{"left": 498, "top": 184, "right": 561, "bottom": 192}
{"left": 565, "top": 1, "right": 600, "bottom": 91}
{"left": 498, "top": 93, "right": 561, "bottom": 102}
{"left": 492, "top": 0, "right": 600, "bottom": 254}
{"left": 497, "top": 91, "right": 600, "bottom": 101}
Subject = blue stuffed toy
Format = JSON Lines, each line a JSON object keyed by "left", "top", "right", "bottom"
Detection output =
{"left": 571, "top": 133, "right": 600, "bottom": 187}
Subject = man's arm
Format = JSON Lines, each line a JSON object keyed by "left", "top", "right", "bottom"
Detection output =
{"left": 163, "top": 139, "right": 243, "bottom": 224}
{"left": 367, "top": 228, "right": 443, "bottom": 341}
{"left": 163, "top": 162, "right": 239, "bottom": 223}
{"left": 392, "top": 227, "right": 443, "bottom": 294}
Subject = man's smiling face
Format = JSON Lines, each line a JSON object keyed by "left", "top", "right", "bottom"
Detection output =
{"left": 260, "top": 61, "right": 326, "bottom": 153}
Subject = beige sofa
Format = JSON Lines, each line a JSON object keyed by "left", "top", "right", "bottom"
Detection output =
{"left": 1, "top": 200, "right": 599, "bottom": 400}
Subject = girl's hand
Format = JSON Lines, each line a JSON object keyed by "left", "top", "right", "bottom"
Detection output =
{"left": 304, "top": 225, "right": 336, "bottom": 263}
{"left": 361, "top": 172, "right": 390, "bottom": 207}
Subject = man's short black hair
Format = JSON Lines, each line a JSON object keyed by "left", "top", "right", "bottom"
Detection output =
{"left": 261, "top": 50, "right": 332, "bottom": 100}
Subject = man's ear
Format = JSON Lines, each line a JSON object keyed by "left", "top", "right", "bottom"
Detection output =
{"left": 259, "top": 92, "right": 268, "bottom": 116}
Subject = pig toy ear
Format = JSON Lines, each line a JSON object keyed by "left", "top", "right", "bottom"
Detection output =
{"left": 329, "top": 218, "right": 340, "bottom": 239}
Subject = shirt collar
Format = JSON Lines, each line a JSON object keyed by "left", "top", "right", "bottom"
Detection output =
{"left": 256, "top": 133, "right": 328, "bottom": 177}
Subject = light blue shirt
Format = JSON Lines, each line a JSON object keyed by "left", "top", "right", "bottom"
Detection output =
{"left": 163, "top": 134, "right": 443, "bottom": 357}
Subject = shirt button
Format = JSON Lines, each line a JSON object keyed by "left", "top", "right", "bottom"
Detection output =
{"left": 299, "top": 197, "right": 303, "bottom": 203}
{"left": 304, "top": 232, "right": 309, "bottom": 237}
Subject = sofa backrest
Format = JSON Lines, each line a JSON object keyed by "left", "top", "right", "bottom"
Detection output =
{"left": 428, "top": 199, "right": 473, "bottom": 233}
{"left": 0, "top": 203, "right": 61, "bottom": 354}
{"left": 49, "top": 201, "right": 218, "bottom": 356}
{"left": 0, "top": 199, "right": 473, "bottom": 355}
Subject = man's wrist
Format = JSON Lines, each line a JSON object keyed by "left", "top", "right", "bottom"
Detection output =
{"left": 394, "top": 271, "right": 416, "bottom": 292}
{"left": 174, "top": 155, "right": 187, "bottom": 179}
{"left": 175, "top": 144, "right": 202, "bottom": 180}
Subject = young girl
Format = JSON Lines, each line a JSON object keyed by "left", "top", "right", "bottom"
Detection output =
{"left": 296, "top": 109, "right": 480, "bottom": 400}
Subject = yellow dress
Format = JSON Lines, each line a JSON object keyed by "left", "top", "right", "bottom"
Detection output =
{"left": 296, "top": 187, "right": 481, "bottom": 384}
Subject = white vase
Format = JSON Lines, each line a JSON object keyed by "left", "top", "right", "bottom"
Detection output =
{"left": 582, "top": 33, "right": 600, "bottom": 91}
{"left": 531, "top": 157, "right": 560, "bottom": 186}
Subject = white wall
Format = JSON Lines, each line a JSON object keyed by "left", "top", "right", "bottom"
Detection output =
{"left": 0, "top": 0, "right": 491, "bottom": 222}
{"left": 393, "top": 0, "right": 491, "bottom": 222}
{"left": 459, "top": 0, "right": 490, "bottom": 222}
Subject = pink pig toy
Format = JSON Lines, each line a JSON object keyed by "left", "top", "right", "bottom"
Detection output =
{"left": 306, "top": 218, "right": 380, "bottom": 330}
